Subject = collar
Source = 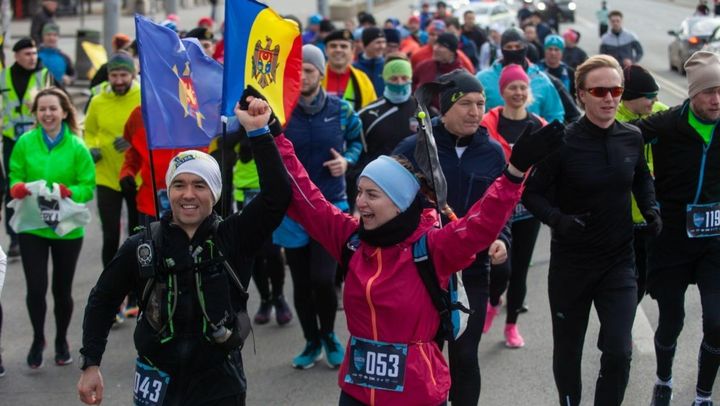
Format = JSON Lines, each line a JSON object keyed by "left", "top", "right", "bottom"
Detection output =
{"left": 358, "top": 197, "right": 422, "bottom": 247}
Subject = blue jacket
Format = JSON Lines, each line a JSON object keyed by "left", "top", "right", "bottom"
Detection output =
{"left": 273, "top": 93, "right": 362, "bottom": 248}
{"left": 353, "top": 54, "right": 385, "bottom": 95}
{"left": 477, "top": 61, "right": 565, "bottom": 123}
{"left": 392, "top": 118, "right": 510, "bottom": 275}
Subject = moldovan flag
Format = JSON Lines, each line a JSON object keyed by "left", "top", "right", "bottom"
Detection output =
{"left": 135, "top": 15, "right": 224, "bottom": 149}
{"left": 222, "top": 0, "right": 302, "bottom": 124}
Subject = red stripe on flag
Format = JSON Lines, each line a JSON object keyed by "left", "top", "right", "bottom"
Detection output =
{"left": 282, "top": 35, "right": 303, "bottom": 123}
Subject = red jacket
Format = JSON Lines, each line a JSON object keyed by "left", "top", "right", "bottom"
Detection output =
{"left": 276, "top": 134, "right": 522, "bottom": 405}
{"left": 412, "top": 58, "right": 466, "bottom": 92}
{"left": 121, "top": 107, "right": 206, "bottom": 217}
{"left": 410, "top": 44, "right": 475, "bottom": 74}
{"left": 481, "top": 107, "right": 547, "bottom": 161}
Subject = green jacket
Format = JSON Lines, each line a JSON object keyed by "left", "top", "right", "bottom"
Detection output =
{"left": 1, "top": 67, "right": 52, "bottom": 140}
{"left": 616, "top": 100, "right": 668, "bottom": 224}
{"left": 9, "top": 125, "right": 96, "bottom": 239}
{"left": 233, "top": 158, "right": 259, "bottom": 203}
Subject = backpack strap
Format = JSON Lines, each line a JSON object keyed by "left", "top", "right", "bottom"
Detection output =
{"left": 340, "top": 232, "right": 361, "bottom": 280}
{"left": 412, "top": 234, "right": 454, "bottom": 343}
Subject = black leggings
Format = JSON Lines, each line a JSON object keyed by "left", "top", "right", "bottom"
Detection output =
{"left": 633, "top": 229, "right": 650, "bottom": 304}
{"left": 649, "top": 230, "right": 720, "bottom": 398}
{"left": 96, "top": 185, "right": 138, "bottom": 267}
{"left": 251, "top": 242, "right": 286, "bottom": 301}
{"left": 448, "top": 271, "right": 489, "bottom": 406}
{"left": 19, "top": 234, "right": 83, "bottom": 343}
{"left": 338, "top": 391, "right": 447, "bottom": 406}
{"left": 285, "top": 239, "right": 338, "bottom": 342}
{"left": 488, "top": 218, "right": 541, "bottom": 323}
{"left": 549, "top": 261, "right": 636, "bottom": 406}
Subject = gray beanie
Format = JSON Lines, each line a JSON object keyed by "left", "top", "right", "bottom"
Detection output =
{"left": 302, "top": 44, "right": 326, "bottom": 76}
{"left": 165, "top": 150, "right": 222, "bottom": 203}
{"left": 685, "top": 51, "right": 720, "bottom": 98}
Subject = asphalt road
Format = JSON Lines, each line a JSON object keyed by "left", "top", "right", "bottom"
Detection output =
{"left": 0, "top": 0, "right": 712, "bottom": 405}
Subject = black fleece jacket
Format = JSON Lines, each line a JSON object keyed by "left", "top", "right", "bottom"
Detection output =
{"left": 523, "top": 116, "right": 656, "bottom": 264}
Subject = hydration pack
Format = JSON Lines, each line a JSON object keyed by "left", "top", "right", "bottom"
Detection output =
{"left": 342, "top": 232, "right": 472, "bottom": 345}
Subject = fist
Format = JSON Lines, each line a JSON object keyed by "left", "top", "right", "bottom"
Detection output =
{"left": 234, "top": 96, "right": 272, "bottom": 132}
{"left": 59, "top": 184, "right": 72, "bottom": 199}
{"left": 10, "top": 183, "right": 31, "bottom": 199}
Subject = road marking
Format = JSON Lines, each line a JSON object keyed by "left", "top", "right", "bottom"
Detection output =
{"left": 633, "top": 304, "right": 655, "bottom": 355}
{"left": 652, "top": 72, "right": 689, "bottom": 99}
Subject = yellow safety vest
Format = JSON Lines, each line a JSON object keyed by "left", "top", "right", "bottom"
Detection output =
{"left": 0, "top": 67, "right": 51, "bottom": 140}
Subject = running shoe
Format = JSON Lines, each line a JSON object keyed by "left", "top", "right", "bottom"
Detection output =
{"left": 253, "top": 300, "right": 272, "bottom": 325}
{"left": 113, "top": 311, "right": 126, "bottom": 326}
{"left": 504, "top": 324, "right": 525, "bottom": 348}
{"left": 273, "top": 295, "right": 293, "bottom": 326}
{"left": 7, "top": 241, "right": 19, "bottom": 260}
{"left": 124, "top": 305, "right": 140, "bottom": 318}
{"left": 650, "top": 384, "right": 672, "bottom": 406}
{"left": 483, "top": 302, "right": 501, "bottom": 334}
{"left": 27, "top": 339, "right": 45, "bottom": 369}
{"left": 292, "top": 340, "right": 323, "bottom": 369}
{"left": 321, "top": 332, "right": 345, "bottom": 369}
{"left": 54, "top": 340, "right": 73, "bottom": 366}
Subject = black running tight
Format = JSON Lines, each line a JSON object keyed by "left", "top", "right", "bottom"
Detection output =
{"left": 252, "top": 242, "right": 286, "bottom": 301}
{"left": 96, "top": 185, "right": 138, "bottom": 267}
{"left": 285, "top": 239, "right": 338, "bottom": 342}
{"left": 19, "top": 234, "right": 83, "bottom": 343}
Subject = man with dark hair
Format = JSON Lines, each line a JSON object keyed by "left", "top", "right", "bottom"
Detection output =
{"left": 448, "top": 17, "right": 479, "bottom": 70}
{"left": 600, "top": 10, "right": 644, "bottom": 68}
{"left": 353, "top": 27, "right": 386, "bottom": 94}
{"left": 322, "top": 29, "right": 377, "bottom": 111}
{"left": 184, "top": 27, "right": 215, "bottom": 57}
{"left": 461, "top": 10, "right": 487, "bottom": 52}
{"left": 413, "top": 33, "right": 469, "bottom": 91}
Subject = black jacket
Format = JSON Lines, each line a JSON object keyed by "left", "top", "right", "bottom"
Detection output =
{"left": 633, "top": 101, "right": 720, "bottom": 229}
{"left": 80, "top": 134, "right": 290, "bottom": 374}
{"left": 523, "top": 116, "right": 656, "bottom": 264}
{"left": 393, "top": 119, "right": 511, "bottom": 276}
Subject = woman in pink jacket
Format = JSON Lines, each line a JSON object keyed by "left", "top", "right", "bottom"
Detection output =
{"left": 269, "top": 88, "right": 561, "bottom": 404}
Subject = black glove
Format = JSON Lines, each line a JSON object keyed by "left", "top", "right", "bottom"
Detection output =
{"left": 510, "top": 120, "right": 565, "bottom": 172}
{"left": 89, "top": 148, "right": 102, "bottom": 163}
{"left": 113, "top": 137, "right": 131, "bottom": 153}
{"left": 119, "top": 175, "right": 137, "bottom": 194}
{"left": 642, "top": 208, "right": 663, "bottom": 237}
{"left": 553, "top": 212, "right": 590, "bottom": 238}
{"left": 239, "top": 85, "right": 282, "bottom": 136}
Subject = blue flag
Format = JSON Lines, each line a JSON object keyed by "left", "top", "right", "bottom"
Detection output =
{"left": 135, "top": 15, "right": 223, "bottom": 149}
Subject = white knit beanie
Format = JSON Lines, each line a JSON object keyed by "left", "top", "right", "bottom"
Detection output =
{"left": 165, "top": 150, "right": 222, "bottom": 202}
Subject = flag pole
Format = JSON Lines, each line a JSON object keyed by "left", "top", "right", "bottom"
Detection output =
{"left": 146, "top": 128, "right": 161, "bottom": 220}
{"left": 220, "top": 115, "right": 228, "bottom": 218}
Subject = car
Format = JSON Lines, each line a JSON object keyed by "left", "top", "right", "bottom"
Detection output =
{"left": 668, "top": 17, "right": 720, "bottom": 74}
{"left": 702, "top": 24, "right": 720, "bottom": 56}
{"left": 536, "top": 0, "right": 576, "bottom": 23}
{"left": 455, "top": 1, "right": 516, "bottom": 30}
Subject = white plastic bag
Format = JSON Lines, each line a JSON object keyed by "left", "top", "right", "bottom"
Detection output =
{"left": 8, "top": 180, "right": 91, "bottom": 237}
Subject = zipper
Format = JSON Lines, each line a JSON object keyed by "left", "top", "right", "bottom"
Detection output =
{"left": 364, "top": 248, "right": 383, "bottom": 406}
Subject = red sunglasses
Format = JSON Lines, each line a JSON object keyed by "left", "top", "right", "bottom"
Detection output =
{"left": 584, "top": 86, "right": 624, "bottom": 98}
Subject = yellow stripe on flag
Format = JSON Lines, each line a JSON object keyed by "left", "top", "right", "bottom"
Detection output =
{"left": 245, "top": 8, "right": 299, "bottom": 124}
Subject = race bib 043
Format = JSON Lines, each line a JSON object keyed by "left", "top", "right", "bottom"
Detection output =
{"left": 134, "top": 359, "right": 170, "bottom": 406}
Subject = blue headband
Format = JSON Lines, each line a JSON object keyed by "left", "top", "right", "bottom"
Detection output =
{"left": 359, "top": 156, "right": 420, "bottom": 212}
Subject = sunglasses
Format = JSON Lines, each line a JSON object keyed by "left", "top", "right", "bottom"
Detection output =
{"left": 584, "top": 86, "right": 624, "bottom": 98}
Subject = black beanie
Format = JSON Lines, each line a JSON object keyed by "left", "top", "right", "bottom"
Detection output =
{"left": 362, "top": 27, "right": 384, "bottom": 47}
{"left": 12, "top": 37, "right": 35, "bottom": 52}
{"left": 438, "top": 69, "right": 484, "bottom": 114}
{"left": 383, "top": 28, "right": 401, "bottom": 45}
{"left": 185, "top": 27, "right": 214, "bottom": 41}
{"left": 436, "top": 33, "right": 458, "bottom": 54}
{"left": 325, "top": 29, "right": 354, "bottom": 44}
{"left": 501, "top": 27, "right": 526, "bottom": 48}
{"left": 622, "top": 65, "right": 658, "bottom": 100}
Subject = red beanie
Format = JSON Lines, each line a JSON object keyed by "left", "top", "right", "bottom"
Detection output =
{"left": 499, "top": 64, "right": 529, "bottom": 93}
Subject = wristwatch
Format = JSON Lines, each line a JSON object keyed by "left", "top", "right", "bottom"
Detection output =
{"left": 79, "top": 354, "right": 100, "bottom": 371}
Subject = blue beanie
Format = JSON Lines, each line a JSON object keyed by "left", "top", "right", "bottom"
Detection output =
{"left": 359, "top": 156, "right": 420, "bottom": 212}
{"left": 544, "top": 34, "right": 565, "bottom": 51}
